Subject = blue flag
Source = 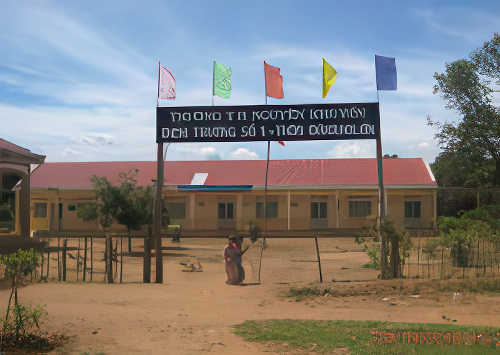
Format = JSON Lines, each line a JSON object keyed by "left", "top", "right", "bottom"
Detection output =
{"left": 375, "top": 55, "right": 397, "bottom": 90}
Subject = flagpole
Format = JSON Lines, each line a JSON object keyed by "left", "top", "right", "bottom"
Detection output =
{"left": 157, "top": 61, "right": 161, "bottom": 107}
{"left": 154, "top": 63, "right": 164, "bottom": 283}
{"left": 212, "top": 61, "right": 215, "bottom": 106}
{"left": 263, "top": 61, "right": 269, "bottom": 235}
{"left": 259, "top": 61, "right": 270, "bottom": 282}
{"left": 376, "top": 89, "right": 387, "bottom": 279}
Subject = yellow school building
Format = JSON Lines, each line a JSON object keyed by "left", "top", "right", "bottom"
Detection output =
{"left": 28, "top": 158, "right": 437, "bottom": 233}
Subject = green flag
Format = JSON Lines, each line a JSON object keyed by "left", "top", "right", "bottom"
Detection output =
{"left": 213, "top": 61, "right": 231, "bottom": 99}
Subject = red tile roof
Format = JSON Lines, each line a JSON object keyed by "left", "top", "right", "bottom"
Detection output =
{"left": 30, "top": 158, "right": 436, "bottom": 190}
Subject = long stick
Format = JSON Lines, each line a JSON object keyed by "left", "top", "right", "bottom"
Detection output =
{"left": 120, "top": 236, "right": 123, "bottom": 284}
{"left": 263, "top": 140, "right": 270, "bottom": 234}
{"left": 155, "top": 141, "right": 164, "bottom": 283}
{"left": 212, "top": 61, "right": 215, "bottom": 106}
{"left": 157, "top": 61, "right": 161, "bottom": 106}
{"left": 62, "top": 238, "right": 67, "bottom": 282}
{"left": 155, "top": 62, "right": 165, "bottom": 283}
{"left": 77, "top": 238, "right": 80, "bottom": 281}
{"left": 83, "top": 237, "right": 87, "bottom": 282}
{"left": 258, "top": 63, "right": 272, "bottom": 283}
{"left": 114, "top": 238, "right": 118, "bottom": 281}
{"left": 375, "top": 106, "right": 387, "bottom": 278}
{"left": 90, "top": 237, "right": 93, "bottom": 282}
{"left": 46, "top": 251, "right": 50, "bottom": 279}
{"left": 57, "top": 236, "right": 61, "bottom": 281}
{"left": 258, "top": 240, "right": 264, "bottom": 283}
{"left": 315, "top": 237, "right": 323, "bottom": 282}
{"left": 106, "top": 233, "right": 113, "bottom": 283}
{"left": 258, "top": 130, "right": 271, "bottom": 282}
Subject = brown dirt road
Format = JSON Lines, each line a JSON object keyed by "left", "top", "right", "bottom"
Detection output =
{"left": 2, "top": 238, "right": 500, "bottom": 354}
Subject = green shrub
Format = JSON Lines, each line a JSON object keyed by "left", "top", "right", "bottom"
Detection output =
{"left": 362, "top": 244, "right": 381, "bottom": 269}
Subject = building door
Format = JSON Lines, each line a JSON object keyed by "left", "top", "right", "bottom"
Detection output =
{"left": 58, "top": 203, "right": 63, "bottom": 230}
{"left": 50, "top": 203, "right": 56, "bottom": 230}
{"left": 310, "top": 201, "right": 328, "bottom": 229}
{"left": 218, "top": 202, "right": 236, "bottom": 230}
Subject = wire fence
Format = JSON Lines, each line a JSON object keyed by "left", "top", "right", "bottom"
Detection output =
{"left": 402, "top": 237, "right": 500, "bottom": 279}
{"left": 36, "top": 236, "right": 150, "bottom": 284}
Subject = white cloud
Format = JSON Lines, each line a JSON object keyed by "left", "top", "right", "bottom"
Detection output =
{"left": 63, "top": 148, "right": 83, "bottom": 156}
{"left": 173, "top": 145, "right": 222, "bottom": 161}
{"left": 328, "top": 141, "right": 375, "bottom": 158}
{"left": 227, "top": 148, "right": 259, "bottom": 160}
{"left": 413, "top": 7, "right": 500, "bottom": 44}
{"left": 72, "top": 134, "right": 115, "bottom": 146}
{"left": 200, "top": 147, "right": 216, "bottom": 154}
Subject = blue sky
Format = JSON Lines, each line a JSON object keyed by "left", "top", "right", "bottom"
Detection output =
{"left": 1, "top": 0, "right": 499, "bottom": 163}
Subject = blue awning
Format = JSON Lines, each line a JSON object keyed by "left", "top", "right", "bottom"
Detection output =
{"left": 177, "top": 185, "right": 253, "bottom": 192}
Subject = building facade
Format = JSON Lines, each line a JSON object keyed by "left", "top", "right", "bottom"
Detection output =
{"left": 29, "top": 158, "right": 437, "bottom": 233}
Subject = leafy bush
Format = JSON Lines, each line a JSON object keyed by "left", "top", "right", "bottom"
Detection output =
{"left": 362, "top": 244, "right": 381, "bottom": 269}
{"left": 437, "top": 206, "right": 500, "bottom": 267}
{"left": 356, "top": 219, "right": 412, "bottom": 277}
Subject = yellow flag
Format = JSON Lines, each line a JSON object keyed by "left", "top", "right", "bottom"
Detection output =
{"left": 322, "top": 58, "right": 337, "bottom": 98}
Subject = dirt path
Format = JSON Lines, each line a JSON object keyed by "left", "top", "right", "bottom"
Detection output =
{"left": 2, "top": 238, "right": 500, "bottom": 354}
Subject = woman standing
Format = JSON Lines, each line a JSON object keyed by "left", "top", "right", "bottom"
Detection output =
{"left": 223, "top": 236, "right": 249, "bottom": 285}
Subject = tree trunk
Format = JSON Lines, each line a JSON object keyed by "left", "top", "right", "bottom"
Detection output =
{"left": 390, "top": 240, "right": 400, "bottom": 278}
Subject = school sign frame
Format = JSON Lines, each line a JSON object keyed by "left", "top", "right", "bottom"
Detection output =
{"left": 156, "top": 102, "right": 380, "bottom": 143}
{"left": 154, "top": 101, "right": 388, "bottom": 282}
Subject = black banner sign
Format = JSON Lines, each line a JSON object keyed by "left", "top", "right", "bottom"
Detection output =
{"left": 156, "top": 102, "right": 380, "bottom": 143}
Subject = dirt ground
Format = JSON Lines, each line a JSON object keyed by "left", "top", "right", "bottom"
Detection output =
{"left": 2, "top": 237, "right": 500, "bottom": 354}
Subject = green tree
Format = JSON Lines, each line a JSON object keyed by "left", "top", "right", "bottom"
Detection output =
{"left": 77, "top": 175, "right": 122, "bottom": 283}
{"left": 114, "top": 170, "right": 153, "bottom": 252}
{"left": 77, "top": 175, "right": 121, "bottom": 230}
{"left": 430, "top": 33, "right": 500, "bottom": 187}
{"left": 77, "top": 170, "right": 168, "bottom": 283}
{"left": 0, "top": 249, "right": 40, "bottom": 331}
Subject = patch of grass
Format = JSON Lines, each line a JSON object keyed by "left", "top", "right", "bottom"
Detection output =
{"left": 283, "top": 283, "right": 333, "bottom": 301}
{"left": 437, "top": 278, "right": 500, "bottom": 294}
{"left": 283, "top": 278, "right": 500, "bottom": 301}
{"left": 1, "top": 331, "right": 69, "bottom": 353}
{"left": 233, "top": 319, "right": 500, "bottom": 354}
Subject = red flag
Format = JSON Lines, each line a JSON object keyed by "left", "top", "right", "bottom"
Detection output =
{"left": 264, "top": 62, "right": 284, "bottom": 99}
{"left": 159, "top": 64, "right": 176, "bottom": 100}
{"left": 278, "top": 141, "right": 285, "bottom": 146}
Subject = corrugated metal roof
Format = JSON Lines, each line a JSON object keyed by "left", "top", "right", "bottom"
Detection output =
{"left": 30, "top": 158, "right": 437, "bottom": 190}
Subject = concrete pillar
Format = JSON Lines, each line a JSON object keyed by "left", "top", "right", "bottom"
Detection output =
{"left": 236, "top": 194, "right": 243, "bottom": 230}
{"left": 20, "top": 172, "right": 30, "bottom": 239}
{"left": 190, "top": 194, "right": 196, "bottom": 230}
{"left": 287, "top": 190, "right": 290, "bottom": 230}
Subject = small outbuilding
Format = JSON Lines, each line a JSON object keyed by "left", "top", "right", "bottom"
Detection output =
{"left": 0, "top": 138, "right": 45, "bottom": 253}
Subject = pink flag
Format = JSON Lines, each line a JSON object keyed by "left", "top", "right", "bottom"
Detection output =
{"left": 159, "top": 64, "right": 176, "bottom": 100}
{"left": 264, "top": 62, "right": 284, "bottom": 99}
